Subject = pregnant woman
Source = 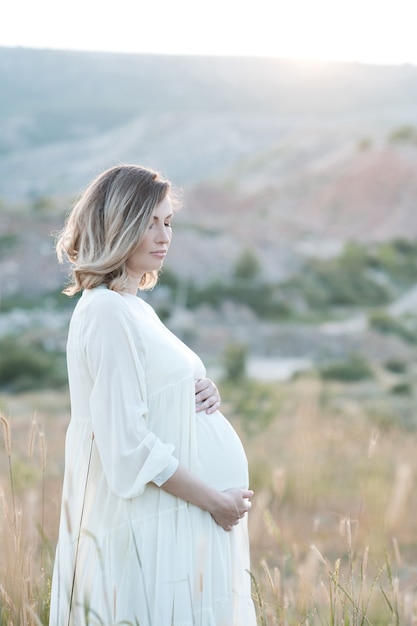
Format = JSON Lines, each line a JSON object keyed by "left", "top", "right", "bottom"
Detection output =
{"left": 49, "top": 164, "right": 256, "bottom": 625}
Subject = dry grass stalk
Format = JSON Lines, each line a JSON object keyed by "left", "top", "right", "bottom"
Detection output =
{"left": 0, "top": 413, "right": 16, "bottom": 533}
{"left": 39, "top": 432, "right": 47, "bottom": 472}
{"left": 39, "top": 429, "right": 47, "bottom": 572}
{"left": 385, "top": 462, "right": 413, "bottom": 532}
{"left": 0, "top": 413, "right": 52, "bottom": 626}
{"left": 1, "top": 414, "right": 11, "bottom": 457}
{"left": 2, "top": 381, "right": 417, "bottom": 624}
{"left": 367, "top": 428, "right": 380, "bottom": 459}
{"left": 27, "top": 417, "right": 37, "bottom": 460}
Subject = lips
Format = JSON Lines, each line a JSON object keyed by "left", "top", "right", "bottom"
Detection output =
{"left": 151, "top": 251, "right": 167, "bottom": 258}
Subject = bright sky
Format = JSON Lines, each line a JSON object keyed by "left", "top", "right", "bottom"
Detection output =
{"left": 1, "top": 0, "right": 416, "bottom": 66}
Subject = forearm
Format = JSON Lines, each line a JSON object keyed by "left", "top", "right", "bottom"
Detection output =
{"left": 160, "top": 463, "right": 222, "bottom": 513}
{"left": 160, "top": 463, "right": 253, "bottom": 531}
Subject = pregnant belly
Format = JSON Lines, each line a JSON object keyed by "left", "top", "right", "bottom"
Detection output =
{"left": 195, "top": 410, "right": 249, "bottom": 491}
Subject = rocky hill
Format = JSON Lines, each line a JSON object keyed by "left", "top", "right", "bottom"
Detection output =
{"left": 2, "top": 48, "right": 417, "bottom": 382}
{"left": 1, "top": 47, "right": 417, "bottom": 300}
{"left": 1, "top": 46, "right": 417, "bottom": 200}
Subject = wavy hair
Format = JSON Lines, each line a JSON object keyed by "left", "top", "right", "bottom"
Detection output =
{"left": 56, "top": 164, "right": 174, "bottom": 295}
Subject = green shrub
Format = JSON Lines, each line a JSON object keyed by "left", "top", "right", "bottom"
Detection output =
{"left": 315, "top": 244, "right": 391, "bottom": 306}
{"left": 233, "top": 247, "right": 261, "bottom": 281}
{"left": 157, "top": 238, "right": 417, "bottom": 320}
{"left": 357, "top": 136, "right": 372, "bottom": 150}
{"left": 368, "top": 239, "right": 417, "bottom": 285}
{"left": 369, "top": 310, "right": 417, "bottom": 344}
{"left": 369, "top": 310, "right": 398, "bottom": 333}
{"left": 289, "top": 242, "right": 393, "bottom": 310}
{"left": 185, "top": 278, "right": 291, "bottom": 319}
{"left": 390, "top": 382, "right": 413, "bottom": 396}
{"left": 0, "top": 233, "right": 18, "bottom": 259}
{"left": 221, "top": 377, "right": 278, "bottom": 435}
{"left": 290, "top": 238, "right": 417, "bottom": 313}
{"left": 0, "top": 335, "right": 67, "bottom": 391}
{"left": 388, "top": 124, "right": 417, "bottom": 144}
{"left": 319, "top": 353, "right": 373, "bottom": 382}
{"left": 0, "top": 288, "right": 79, "bottom": 312}
{"left": 384, "top": 359, "right": 408, "bottom": 373}
{"left": 222, "top": 342, "right": 247, "bottom": 382}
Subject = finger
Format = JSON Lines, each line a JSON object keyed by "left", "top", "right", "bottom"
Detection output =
{"left": 196, "top": 379, "right": 220, "bottom": 400}
{"left": 204, "top": 398, "right": 220, "bottom": 414}
{"left": 196, "top": 388, "right": 218, "bottom": 405}
{"left": 195, "top": 378, "right": 210, "bottom": 393}
{"left": 195, "top": 390, "right": 213, "bottom": 404}
{"left": 195, "top": 389, "right": 212, "bottom": 405}
{"left": 196, "top": 394, "right": 220, "bottom": 414}
{"left": 242, "top": 490, "right": 254, "bottom": 498}
{"left": 196, "top": 397, "right": 217, "bottom": 412}
{"left": 205, "top": 402, "right": 220, "bottom": 414}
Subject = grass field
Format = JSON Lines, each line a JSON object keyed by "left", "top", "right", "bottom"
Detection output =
{"left": 1, "top": 372, "right": 417, "bottom": 624}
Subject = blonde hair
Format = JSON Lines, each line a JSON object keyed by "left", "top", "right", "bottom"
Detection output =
{"left": 56, "top": 164, "right": 173, "bottom": 296}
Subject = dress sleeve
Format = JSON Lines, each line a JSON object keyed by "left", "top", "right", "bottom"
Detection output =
{"left": 84, "top": 296, "right": 178, "bottom": 498}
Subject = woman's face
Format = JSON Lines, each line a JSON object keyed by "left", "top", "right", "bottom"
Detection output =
{"left": 126, "top": 195, "right": 173, "bottom": 280}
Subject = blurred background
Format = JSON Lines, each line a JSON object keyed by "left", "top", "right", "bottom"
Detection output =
{"left": 2, "top": 49, "right": 417, "bottom": 388}
{"left": 2, "top": 1, "right": 417, "bottom": 623}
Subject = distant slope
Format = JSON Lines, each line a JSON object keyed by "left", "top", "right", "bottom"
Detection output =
{"left": 2, "top": 48, "right": 417, "bottom": 297}
{"left": 1, "top": 47, "right": 417, "bottom": 201}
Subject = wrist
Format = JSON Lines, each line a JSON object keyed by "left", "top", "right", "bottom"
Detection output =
{"left": 206, "top": 489, "right": 228, "bottom": 516}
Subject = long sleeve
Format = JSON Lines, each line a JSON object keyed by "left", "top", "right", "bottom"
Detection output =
{"left": 82, "top": 294, "right": 178, "bottom": 498}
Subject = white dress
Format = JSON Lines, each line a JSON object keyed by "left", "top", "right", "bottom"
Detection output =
{"left": 49, "top": 286, "right": 256, "bottom": 626}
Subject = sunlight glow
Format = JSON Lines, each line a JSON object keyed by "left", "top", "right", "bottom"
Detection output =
{"left": 1, "top": 0, "right": 416, "bottom": 66}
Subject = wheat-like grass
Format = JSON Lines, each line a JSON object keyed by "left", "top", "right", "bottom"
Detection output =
{"left": 0, "top": 413, "right": 52, "bottom": 626}
{"left": 0, "top": 413, "right": 16, "bottom": 532}
{"left": 2, "top": 382, "right": 417, "bottom": 624}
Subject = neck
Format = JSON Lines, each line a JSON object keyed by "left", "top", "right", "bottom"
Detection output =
{"left": 125, "top": 273, "right": 141, "bottom": 295}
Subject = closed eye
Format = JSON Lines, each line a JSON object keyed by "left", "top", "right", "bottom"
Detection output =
{"left": 149, "top": 221, "right": 172, "bottom": 229}
{"left": 148, "top": 209, "right": 174, "bottom": 230}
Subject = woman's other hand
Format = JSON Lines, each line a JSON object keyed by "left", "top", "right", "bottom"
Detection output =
{"left": 210, "top": 488, "right": 254, "bottom": 531}
{"left": 161, "top": 465, "right": 253, "bottom": 532}
{"left": 195, "top": 378, "right": 220, "bottom": 414}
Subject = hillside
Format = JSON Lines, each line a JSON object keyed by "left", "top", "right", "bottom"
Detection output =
{"left": 2, "top": 47, "right": 417, "bottom": 380}
{"left": 1, "top": 47, "right": 417, "bottom": 202}
{"left": 1, "top": 48, "right": 417, "bottom": 279}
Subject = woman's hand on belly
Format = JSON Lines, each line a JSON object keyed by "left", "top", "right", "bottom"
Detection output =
{"left": 210, "top": 488, "right": 254, "bottom": 532}
{"left": 161, "top": 464, "right": 253, "bottom": 532}
{"left": 195, "top": 378, "right": 220, "bottom": 414}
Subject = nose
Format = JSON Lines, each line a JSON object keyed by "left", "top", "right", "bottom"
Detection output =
{"left": 156, "top": 224, "right": 171, "bottom": 243}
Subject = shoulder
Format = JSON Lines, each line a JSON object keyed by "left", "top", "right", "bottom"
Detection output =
{"left": 85, "top": 286, "right": 126, "bottom": 307}
{"left": 73, "top": 287, "right": 160, "bottom": 329}
{"left": 73, "top": 287, "right": 134, "bottom": 326}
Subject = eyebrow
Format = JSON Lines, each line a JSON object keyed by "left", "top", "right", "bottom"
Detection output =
{"left": 153, "top": 213, "right": 173, "bottom": 221}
